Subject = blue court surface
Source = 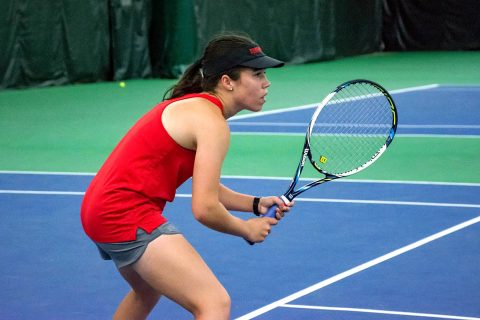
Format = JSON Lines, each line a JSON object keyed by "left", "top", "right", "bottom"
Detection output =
{"left": 0, "top": 85, "right": 479, "bottom": 319}
{"left": 229, "top": 85, "right": 480, "bottom": 136}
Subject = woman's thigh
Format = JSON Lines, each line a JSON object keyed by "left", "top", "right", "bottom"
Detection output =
{"left": 132, "top": 234, "right": 229, "bottom": 313}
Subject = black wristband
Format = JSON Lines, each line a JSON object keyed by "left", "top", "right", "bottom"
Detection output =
{"left": 253, "top": 197, "right": 261, "bottom": 216}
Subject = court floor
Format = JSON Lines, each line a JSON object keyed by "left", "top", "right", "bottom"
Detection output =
{"left": 0, "top": 173, "right": 478, "bottom": 319}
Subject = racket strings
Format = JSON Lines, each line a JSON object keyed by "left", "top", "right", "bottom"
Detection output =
{"left": 309, "top": 82, "right": 393, "bottom": 175}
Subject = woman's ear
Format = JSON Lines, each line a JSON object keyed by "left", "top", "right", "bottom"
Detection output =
{"left": 220, "top": 74, "right": 234, "bottom": 91}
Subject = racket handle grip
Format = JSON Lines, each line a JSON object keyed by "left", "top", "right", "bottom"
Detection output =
{"left": 245, "top": 204, "right": 279, "bottom": 245}
{"left": 263, "top": 204, "right": 278, "bottom": 218}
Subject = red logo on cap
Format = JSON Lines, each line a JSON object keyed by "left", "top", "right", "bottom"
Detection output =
{"left": 249, "top": 46, "right": 263, "bottom": 55}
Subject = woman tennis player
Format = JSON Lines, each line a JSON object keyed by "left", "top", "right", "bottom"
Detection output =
{"left": 81, "top": 34, "right": 293, "bottom": 319}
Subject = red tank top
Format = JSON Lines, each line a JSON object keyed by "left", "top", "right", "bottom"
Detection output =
{"left": 81, "top": 93, "right": 223, "bottom": 242}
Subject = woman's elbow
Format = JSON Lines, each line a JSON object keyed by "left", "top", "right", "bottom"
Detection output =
{"left": 191, "top": 200, "right": 217, "bottom": 223}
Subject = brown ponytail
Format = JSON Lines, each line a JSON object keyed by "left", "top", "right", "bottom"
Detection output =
{"left": 163, "top": 59, "right": 203, "bottom": 100}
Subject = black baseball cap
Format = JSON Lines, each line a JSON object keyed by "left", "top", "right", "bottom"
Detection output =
{"left": 202, "top": 43, "right": 284, "bottom": 77}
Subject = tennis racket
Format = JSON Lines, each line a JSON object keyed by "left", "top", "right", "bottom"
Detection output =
{"left": 251, "top": 79, "right": 397, "bottom": 243}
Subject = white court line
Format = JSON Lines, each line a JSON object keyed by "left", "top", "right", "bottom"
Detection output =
{"left": 229, "top": 121, "right": 307, "bottom": 127}
{"left": 228, "top": 122, "right": 480, "bottom": 129}
{"left": 282, "top": 304, "right": 480, "bottom": 320}
{"left": 0, "top": 170, "right": 96, "bottom": 176}
{"left": 229, "top": 84, "right": 439, "bottom": 120}
{"left": 1, "top": 171, "right": 480, "bottom": 187}
{"left": 401, "top": 124, "right": 480, "bottom": 129}
{"left": 2, "top": 190, "right": 479, "bottom": 210}
{"left": 235, "top": 215, "right": 480, "bottom": 320}
{"left": 231, "top": 132, "right": 480, "bottom": 139}
{"left": 0, "top": 190, "right": 85, "bottom": 196}
{"left": 231, "top": 131, "right": 305, "bottom": 136}
{"left": 395, "top": 134, "right": 480, "bottom": 139}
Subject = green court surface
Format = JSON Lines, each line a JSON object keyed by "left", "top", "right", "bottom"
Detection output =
{"left": 225, "top": 135, "right": 480, "bottom": 183}
{"left": 1, "top": 51, "right": 479, "bottom": 183}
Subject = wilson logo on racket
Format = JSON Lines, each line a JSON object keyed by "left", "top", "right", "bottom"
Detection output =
{"left": 301, "top": 148, "right": 309, "bottom": 166}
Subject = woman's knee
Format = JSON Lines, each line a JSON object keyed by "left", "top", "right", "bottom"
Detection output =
{"left": 216, "top": 288, "right": 231, "bottom": 311}
{"left": 193, "top": 288, "right": 231, "bottom": 319}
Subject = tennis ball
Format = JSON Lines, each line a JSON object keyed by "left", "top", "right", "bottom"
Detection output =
{"left": 119, "top": 81, "right": 126, "bottom": 88}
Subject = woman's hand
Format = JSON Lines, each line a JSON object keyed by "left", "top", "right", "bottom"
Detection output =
{"left": 257, "top": 196, "right": 294, "bottom": 220}
{"left": 244, "top": 217, "right": 277, "bottom": 243}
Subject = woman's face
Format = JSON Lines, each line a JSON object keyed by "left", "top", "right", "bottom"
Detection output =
{"left": 232, "top": 68, "right": 271, "bottom": 112}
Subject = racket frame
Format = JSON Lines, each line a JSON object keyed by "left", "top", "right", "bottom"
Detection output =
{"left": 280, "top": 79, "right": 398, "bottom": 204}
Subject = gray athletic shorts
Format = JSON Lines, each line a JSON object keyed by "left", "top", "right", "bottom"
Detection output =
{"left": 95, "top": 222, "right": 181, "bottom": 269}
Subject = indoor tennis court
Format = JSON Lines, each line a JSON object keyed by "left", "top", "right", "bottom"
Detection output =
{"left": 1, "top": 1, "right": 479, "bottom": 319}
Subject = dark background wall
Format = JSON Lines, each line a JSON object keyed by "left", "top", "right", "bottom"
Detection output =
{"left": 1, "top": 0, "right": 478, "bottom": 89}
